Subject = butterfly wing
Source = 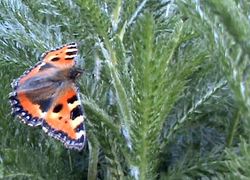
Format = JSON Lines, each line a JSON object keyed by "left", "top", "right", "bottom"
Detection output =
{"left": 9, "top": 61, "right": 57, "bottom": 126}
{"left": 9, "top": 43, "right": 86, "bottom": 150}
{"left": 9, "top": 43, "right": 78, "bottom": 126}
{"left": 42, "top": 83, "right": 86, "bottom": 150}
{"left": 41, "top": 42, "right": 77, "bottom": 68}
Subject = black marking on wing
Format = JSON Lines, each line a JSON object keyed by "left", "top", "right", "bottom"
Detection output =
{"left": 65, "top": 57, "right": 74, "bottom": 60}
{"left": 68, "top": 43, "right": 77, "bottom": 48}
{"left": 38, "top": 98, "right": 53, "bottom": 112}
{"left": 71, "top": 105, "right": 83, "bottom": 120}
{"left": 67, "top": 95, "right": 77, "bottom": 104}
{"left": 66, "top": 51, "right": 76, "bottom": 56}
{"left": 75, "top": 123, "right": 85, "bottom": 131}
{"left": 51, "top": 57, "right": 60, "bottom": 61}
{"left": 53, "top": 104, "right": 63, "bottom": 113}
{"left": 39, "top": 63, "right": 54, "bottom": 71}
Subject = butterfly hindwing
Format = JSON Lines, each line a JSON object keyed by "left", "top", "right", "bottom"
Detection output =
{"left": 42, "top": 84, "right": 86, "bottom": 150}
{"left": 9, "top": 43, "right": 86, "bottom": 150}
{"left": 9, "top": 90, "right": 43, "bottom": 126}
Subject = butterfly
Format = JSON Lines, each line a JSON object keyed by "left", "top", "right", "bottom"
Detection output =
{"left": 9, "top": 43, "right": 86, "bottom": 151}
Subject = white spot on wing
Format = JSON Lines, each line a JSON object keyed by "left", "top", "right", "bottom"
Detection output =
{"left": 66, "top": 48, "right": 77, "bottom": 53}
{"left": 11, "top": 100, "right": 18, "bottom": 104}
{"left": 40, "top": 62, "right": 46, "bottom": 66}
{"left": 9, "top": 92, "right": 17, "bottom": 97}
{"left": 65, "top": 55, "right": 77, "bottom": 59}
{"left": 76, "top": 130, "right": 86, "bottom": 139}
{"left": 43, "top": 127, "right": 48, "bottom": 133}
{"left": 41, "top": 112, "right": 46, "bottom": 118}
{"left": 68, "top": 101, "right": 81, "bottom": 110}
{"left": 70, "top": 115, "right": 84, "bottom": 129}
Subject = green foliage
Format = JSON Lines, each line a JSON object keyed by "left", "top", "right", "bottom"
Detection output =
{"left": 1, "top": 0, "right": 250, "bottom": 179}
{"left": 224, "top": 140, "right": 250, "bottom": 179}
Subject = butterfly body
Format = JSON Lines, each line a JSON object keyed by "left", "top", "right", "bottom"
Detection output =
{"left": 9, "top": 43, "right": 86, "bottom": 150}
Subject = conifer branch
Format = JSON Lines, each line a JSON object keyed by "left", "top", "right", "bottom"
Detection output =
{"left": 207, "top": 0, "right": 250, "bottom": 53}
{"left": 88, "top": 132, "right": 99, "bottom": 180}
{"left": 99, "top": 39, "right": 133, "bottom": 150}
{"left": 4, "top": 173, "right": 37, "bottom": 179}
{"left": 127, "top": 0, "right": 148, "bottom": 27}
{"left": 226, "top": 110, "right": 240, "bottom": 147}
{"left": 164, "top": 80, "right": 227, "bottom": 143}
{"left": 81, "top": 95, "right": 120, "bottom": 136}
{"left": 111, "top": 0, "right": 122, "bottom": 32}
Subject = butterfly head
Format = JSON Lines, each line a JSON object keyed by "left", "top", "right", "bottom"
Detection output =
{"left": 69, "top": 67, "right": 84, "bottom": 80}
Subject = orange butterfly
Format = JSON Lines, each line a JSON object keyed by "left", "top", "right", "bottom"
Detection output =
{"left": 9, "top": 43, "right": 86, "bottom": 150}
